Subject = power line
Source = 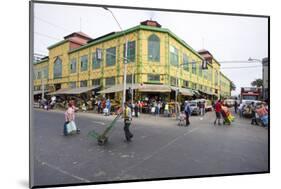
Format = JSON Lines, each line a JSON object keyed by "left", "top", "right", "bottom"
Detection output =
{"left": 35, "top": 16, "right": 72, "bottom": 33}
{"left": 34, "top": 31, "right": 61, "bottom": 41}
{"left": 219, "top": 61, "right": 261, "bottom": 64}
{"left": 221, "top": 65, "right": 262, "bottom": 69}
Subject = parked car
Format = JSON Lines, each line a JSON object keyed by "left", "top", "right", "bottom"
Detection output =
{"left": 189, "top": 100, "right": 200, "bottom": 115}
{"left": 197, "top": 98, "right": 213, "bottom": 112}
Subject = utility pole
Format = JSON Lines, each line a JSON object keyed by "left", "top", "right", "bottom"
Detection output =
{"left": 41, "top": 70, "right": 45, "bottom": 100}
{"left": 124, "top": 40, "right": 128, "bottom": 108}
{"left": 131, "top": 65, "right": 134, "bottom": 105}
{"left": 103, "top": 7, "right": 128, "bottom": 109}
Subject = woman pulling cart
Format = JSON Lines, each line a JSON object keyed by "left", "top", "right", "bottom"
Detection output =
{"left": 221, "top": 105, "right": 235, "bottom": 125}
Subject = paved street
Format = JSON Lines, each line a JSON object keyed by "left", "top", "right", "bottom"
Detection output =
{"left": 31, "top": 109, "right": 268, "bottom": 187}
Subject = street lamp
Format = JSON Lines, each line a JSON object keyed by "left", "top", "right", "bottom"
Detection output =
{"left": 103, "top": 7, "right": 128, "bottom": 109}
{"left": 248, "top": 57, "right": 262, "bottom": 62}
{"left": 248, "top": 57, "right": 267, "bottom": 100}
{"left": 41, "top": 70, "right": 46, "bottom": 100}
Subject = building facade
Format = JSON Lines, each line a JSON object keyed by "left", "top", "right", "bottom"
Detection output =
{"left": 33, "top": 20, "right": 231, "bottom": 102}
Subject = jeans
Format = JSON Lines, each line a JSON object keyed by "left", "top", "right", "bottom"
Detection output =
{"left": 185, "top": 112, "right": 190, "bottom": 126}
{"left": 63, "top": 121, "right": 69, "bottom": 136}
{"left": 124, "top": 121, "right": 133, "bottom": 141}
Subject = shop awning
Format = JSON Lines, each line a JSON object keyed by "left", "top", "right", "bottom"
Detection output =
{"left": 138, "top": 84, "right": 171, "bottom": 92}
{"left": 33, "top": 90, "right": 49, "bottom": 95}
{"left": 170, "top": 86, "right": 193, "bottom": 96}
{"left": 98, "top": 84, "right": 141, "bottom": 94}
{"left": 192, "top": 90, "right": 201, "bottom": 96}
{"left": 198, "top": 89, "right": 214, "bottom": 96}
{"left": 48, "top": 85, "right": 100, "bottom": 95}
{"left": 179, "top": 88, "right": 194, "bottom": 96}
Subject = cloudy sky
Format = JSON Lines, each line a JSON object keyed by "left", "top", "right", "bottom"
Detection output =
{"left": 34, "top": 3, "right": 268, "bottom": 95}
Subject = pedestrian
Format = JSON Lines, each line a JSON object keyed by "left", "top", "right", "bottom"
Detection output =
{"left": 64, "top": 100, "right": 80, "bottom": 136}
{"left": 91, "top": 97, "right": 96, "bottom": 111}
{"left": 106, "top": 98, "right": 111, "bottom": 115}
{"left": 184, "top": 101, "right": 191, "bottom": 126}
{"left": 123, "top": 102, "right": 133, "bottom": 142}
{"left": 234, "top": 100, "right": 238, "bottom": 114}
{"left": 214, "top": 99, "right": 222, "bottom": 125}
{"left": 134, "top": 101, "right": 139, "bottom": 117}
{"left": 199, "top": 101, "right": 205, "bottom": 116}
{"left": 202, "top": 101, "right": 206, "bottom": 115}
{"left": 131, "top": 102, "right": 135, "bottom": 117}
{"left": 157, "top": 101, "right": 161, "bottom": 116}
{"left": 198, "top": 101, "right": 201, "bottom": 115}
{"left": 97, "top": 99, "right": 101, "bottom": 113}
{"left": 250, "top": 102, "right": 258, "bottom": 125}
{"left": 164, "top": 102, "right": 169, "bottom": 117}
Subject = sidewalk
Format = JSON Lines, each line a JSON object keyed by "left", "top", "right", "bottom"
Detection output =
{"left": 34, "top": 107, "right": 180, "bottom": 127}
{"left": 34, "top": 107, "right": 257, "bottom": 129}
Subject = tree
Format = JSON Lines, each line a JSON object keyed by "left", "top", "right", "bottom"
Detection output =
{"left": 251, "top": 79, "right": 263, "bottom": 88}
{"left": 230, "top": 81, "right": 236, "bottom": 91}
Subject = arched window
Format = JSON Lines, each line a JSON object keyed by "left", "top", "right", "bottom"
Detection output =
{"left": 53, "top": 57, "right": 62, "bottom": 79}
{"left": 148, "top": 34, "right": 160, "bottom": 62}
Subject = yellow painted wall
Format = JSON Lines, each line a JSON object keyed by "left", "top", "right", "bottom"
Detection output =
{"left": 33, "top": 27, "right": 232, "bottom": 98}
{"left": 33, "top": 60, "right": 48, "bottom": 88}
{"left": 48, "top": 41, "right": 70, "bottom": 88}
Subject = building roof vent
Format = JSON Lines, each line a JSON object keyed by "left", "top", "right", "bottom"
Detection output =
{"left": 140, "top": 20, "right": 161, "bottom": 28}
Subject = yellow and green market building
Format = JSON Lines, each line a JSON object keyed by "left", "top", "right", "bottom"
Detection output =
{"left": 33, "top": 20, "right": 232, "bottom": 103}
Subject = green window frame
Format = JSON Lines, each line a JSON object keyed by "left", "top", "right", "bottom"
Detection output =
{"left": 43, "top": 68, "right": 48, "bottom": 79}
{"left": 209, "top": 69, "right": 212, "bottom": 81}
{"left": 92, "top": 52, "right": 101, "bottom": 69}
{"left": 215, "top": 71, "right": 218, "bottom": 85}
{"left": 194, "top": 83, "right": 197, "bottom": 90}
{"left": 106, "top": 47, "right": 116, "bottom": 66}
{"left": 70, "top": 58, "right": 77, "bottom": 73}
{"left": 170, "top": 76, "right": 177, "bottom": 86}
{"left": 80, "top": 80, "right": 87, "bottom": 87}
{"left": 148, "top": 74, "right": 160, "bottom": 82}
{"left": 183, "top": 53, "right": 189, "bottom": 71}
{"left": 80, "top": 55, "right": 88, "bottom": 72}
{"left": 191, "top": 60, "right": 196, "bottom": 75}
{"left": 198, "top": 66, "right": 202, "bottom": 77}
{"left": 123, "top": 41, "right": 136, "bottom": 63}
{"left": 37, "top": 71, "right": 42, "bottom": 79}
{"left": 182, "top": 80, "right": 189, "bottom": 88}
{"left": 148, "top": 34, "right": 160, "bottom": 62}
{"left": 203, "top": 69, "right": 208, "bottom": 79}
{"left": 92, "top": 79, "right": 100, "bottom": 86}
{"left": 105, "top": 77, "right": 115, "bottom": 86}
{"left": 53, "top": 57, "right": 62, "bottom": 79}
{"left": 69, "top": 82, "right": 76, "bottom": 88}
{"left": 126, "top": 74, "right": 136, "bottom": 84}
{"left": 169, "top": 45, "right": 179, "bottom": 66}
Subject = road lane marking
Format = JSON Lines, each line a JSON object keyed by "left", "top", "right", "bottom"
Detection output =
{"left": 92, "top": 121, "right": 105, "bottom": 125}
{"left": 121, "top": 127, "right": 199, "bottom": 174}
{"left": 35, "top": 157, "right": 91, "bottom": 183}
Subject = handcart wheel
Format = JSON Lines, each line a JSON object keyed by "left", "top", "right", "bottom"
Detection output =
{"left": 98, "top": 137, "right": 108, "bottom": 145}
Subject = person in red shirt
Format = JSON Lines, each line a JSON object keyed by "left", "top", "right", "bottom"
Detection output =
{"left": 214, "top": 99, "right": 222, "bottom": 125}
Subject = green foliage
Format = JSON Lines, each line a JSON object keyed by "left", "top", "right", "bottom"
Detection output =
{"left": 251, "top": 79, "right": 263, "bottom": 87}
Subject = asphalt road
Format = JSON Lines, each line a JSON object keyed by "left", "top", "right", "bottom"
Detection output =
{"left": 31, "top": 109, "right": 268, "bottom": 187}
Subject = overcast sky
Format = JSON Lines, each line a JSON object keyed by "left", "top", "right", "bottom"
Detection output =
{"left": 34, "top": 3, "right": 268, "bottom": 95}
